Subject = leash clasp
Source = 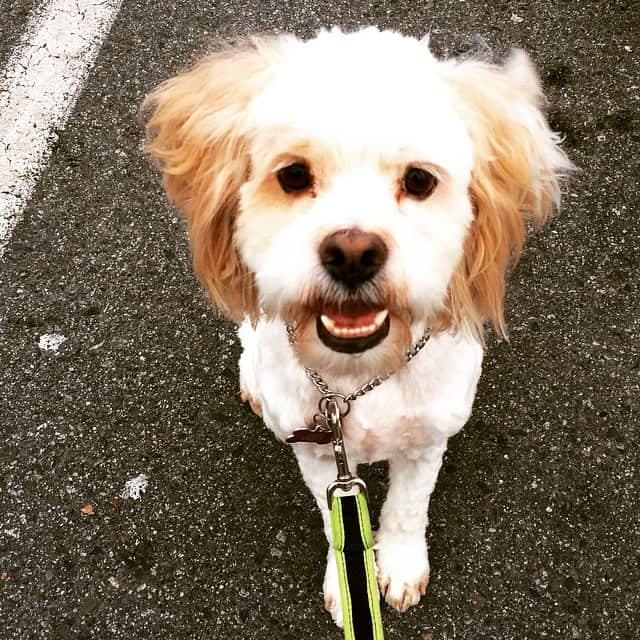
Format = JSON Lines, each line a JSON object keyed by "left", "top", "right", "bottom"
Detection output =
{"left": 323, "top": 397, "right": 369, "bottom": 504}
{"left": 327, "top": 476, "right": 369, "bottom": 505}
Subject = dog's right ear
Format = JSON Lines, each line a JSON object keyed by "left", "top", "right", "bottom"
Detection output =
{"left": 143, "top": 40, "right": 274, "bottom": 320}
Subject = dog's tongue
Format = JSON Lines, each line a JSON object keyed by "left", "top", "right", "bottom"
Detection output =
{"left": 326, "top": 310, "right": 379, "bottom": 328}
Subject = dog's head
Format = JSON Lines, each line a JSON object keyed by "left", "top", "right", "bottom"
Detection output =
{"left": 144, "top": 28, "right": 571, "bottom": 375}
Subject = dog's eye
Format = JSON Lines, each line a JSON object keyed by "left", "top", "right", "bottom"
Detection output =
{"left": 402, "top": 167, "right": 437, "bottom": 199}
{"left": 276, "top": 162, "right": 313, "bottom": 194}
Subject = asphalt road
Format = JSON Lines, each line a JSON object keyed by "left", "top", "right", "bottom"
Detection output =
{"left": 1, "top": 1, "right": 639, "bottom": 639}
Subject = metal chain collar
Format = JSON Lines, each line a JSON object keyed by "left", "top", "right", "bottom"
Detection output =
{"left": 286, "top": 322, "right": 430, "bottom": 414}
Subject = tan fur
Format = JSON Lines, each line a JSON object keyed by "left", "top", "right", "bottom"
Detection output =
{"left": 293, "top": 309, "right": 410, "bottom": 378}
{"left": 143, "top": 39, "right": 279, "bottom": 321}
{"left": 439, "top": 52, "right": 571, "bottom": 340}
{"left": 240, "top": 388, "right": 263, "bottom": 417}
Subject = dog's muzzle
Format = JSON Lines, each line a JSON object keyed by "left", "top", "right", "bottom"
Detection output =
{"left": 315, "top": 227, "right": 390, "bottom": 353}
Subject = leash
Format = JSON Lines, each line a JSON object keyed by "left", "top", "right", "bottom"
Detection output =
{"left": 286, "top": 324, "right": 430, "bottom": 640}
{"left": 323, "top": 396, "right": 384, "bottom": 640}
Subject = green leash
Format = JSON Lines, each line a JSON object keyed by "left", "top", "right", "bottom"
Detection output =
{"left": 324, "top": 398, "right": 385, "bottom": 640}
{"left": 330, "top": 491, "right": 384, "bottom": 640}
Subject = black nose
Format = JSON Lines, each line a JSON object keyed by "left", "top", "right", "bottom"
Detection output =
{"left": 319, "top": 228, "right": 388, "bottom": 288}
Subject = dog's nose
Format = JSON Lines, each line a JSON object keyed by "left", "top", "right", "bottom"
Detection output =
{"left": 319, "top": 228, "right": 388, "bottom": 287}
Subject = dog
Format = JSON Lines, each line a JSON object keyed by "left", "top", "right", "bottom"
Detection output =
{"left": 143, "top": 27, "right": 571, "bottom": 626}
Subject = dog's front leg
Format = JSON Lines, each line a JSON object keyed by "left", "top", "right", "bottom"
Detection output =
{"left": 292, "top": 445, "right": 345, "bottom": 627}
{"left": 376, "top": 440, "right": 448, "bottom": 612}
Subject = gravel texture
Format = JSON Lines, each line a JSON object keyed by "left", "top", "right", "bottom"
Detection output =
{"left": 0, "top": 1, "right": 37, "bottom": 71}
{"left": 0, "top": 1, "right": 638, "bottom": 639}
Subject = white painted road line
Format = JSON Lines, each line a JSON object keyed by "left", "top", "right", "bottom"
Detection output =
{"left": 0, "top": 0, "right": 123, "bottom": 259}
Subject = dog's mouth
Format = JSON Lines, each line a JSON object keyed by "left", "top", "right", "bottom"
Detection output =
{"left": 316, "top": 307, "right": 390, "bottom": 354}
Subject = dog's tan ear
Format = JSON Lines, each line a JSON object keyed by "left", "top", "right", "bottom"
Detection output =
{"left": 143, "top": 40, "right": 274, "bottom": 321}
{"left": 440, "top": 51, "right": 573, "bottom": 339}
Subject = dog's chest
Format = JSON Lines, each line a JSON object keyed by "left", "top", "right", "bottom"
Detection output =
{"left": 338, "top": 402, "right": 439, "bottom": 461}
{"left": 255, "top": 370, "right": 477, "bottom": 465}
{"left": 260, "top": 385, "right": 437, "bottom": 462}
{"left": 238, "top": 320, "right": 484, "bottom": 463}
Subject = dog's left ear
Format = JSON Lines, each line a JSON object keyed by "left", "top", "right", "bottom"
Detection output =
{"left": 440, "top": 51, "right": 573, "bottom": 338}
{"left": 142, "top": 40, "right": 276, "bottom": 321}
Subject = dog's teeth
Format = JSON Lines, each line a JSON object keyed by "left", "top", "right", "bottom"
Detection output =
{"left": 373, "top": 309, "right": 389, "bottom": 328}
{"left": 320, "top": 314, "right": 336, "bottom": 331}
{"left": 320, "top": 310, "right": 389, "bottom": 339}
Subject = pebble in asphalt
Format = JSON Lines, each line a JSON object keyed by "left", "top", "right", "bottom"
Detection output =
{"left": 0, "top": 1, "right": 638, "bottom": 639}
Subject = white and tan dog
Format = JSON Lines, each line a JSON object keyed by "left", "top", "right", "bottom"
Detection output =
{"left": 144, "top": 27, "right": 571, "bottom": 626}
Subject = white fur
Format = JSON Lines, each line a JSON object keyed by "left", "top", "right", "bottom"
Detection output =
{"left": 239, "top": 319, "right": 483, "bottom": 621}
{"left": 232, "top": 32, "right": 486, "bottom": 620}
{"left": 236, "top": 31, "right": 475, "bottom": 347}
{"left": 146, "top": 26, "right": 569, "bottom": 627}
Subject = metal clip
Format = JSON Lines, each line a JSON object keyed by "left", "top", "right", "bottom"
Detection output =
{"left": 318, "top": 392, "right": 350, "bottom": 418}
{"left": 323, "top": 397, "right": 369, "bottom": 504}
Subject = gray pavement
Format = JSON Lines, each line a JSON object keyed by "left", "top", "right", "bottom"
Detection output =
{"left": 1, "top": 1, "right": 639, "bottom": 639}
{"left": 0, "top": 1, "right": 36, "bottom": 70}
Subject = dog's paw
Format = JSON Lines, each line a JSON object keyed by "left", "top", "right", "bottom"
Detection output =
{"left": 323, "top": 549, "right": 343, "bottom": 628}
{"left": 375, "top": 534, "right": 430, "bottom": 612}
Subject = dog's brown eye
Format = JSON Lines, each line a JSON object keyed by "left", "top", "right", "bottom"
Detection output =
{"left": 402, "top": 167, "right": 437, "bottom": 199}
{"left": 277, "top": 162, "right": 313, "bottom": 194}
